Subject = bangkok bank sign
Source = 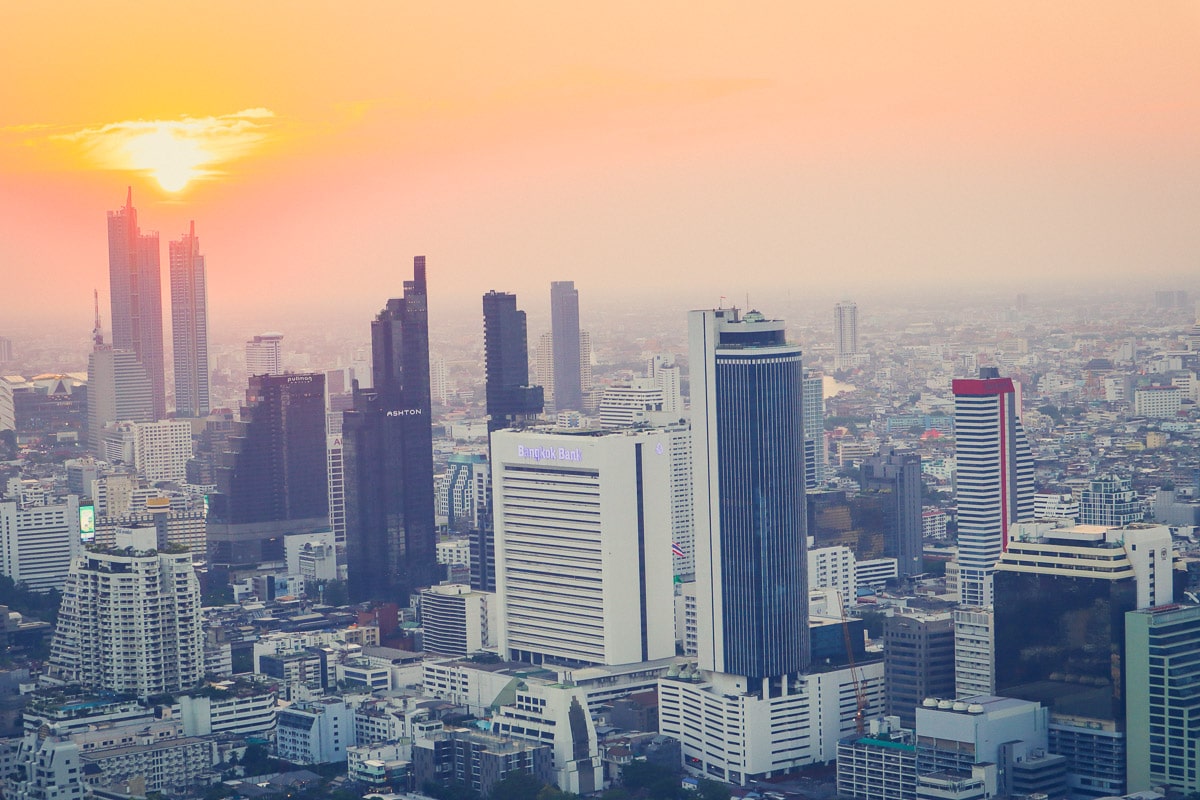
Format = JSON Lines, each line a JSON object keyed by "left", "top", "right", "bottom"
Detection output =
{"left": 517, "top": 444, "right": 583, "bottom": 463}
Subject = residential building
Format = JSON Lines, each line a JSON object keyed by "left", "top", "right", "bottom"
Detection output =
{"left": 420, "top": 584, "right": 495, "bottom": 657}
{"left": 1079, "top": 474, "right": 1142, "bottom": 527}
{"left": 952, "top": 608, "right": 993, "bottom": 699}
{"left": 169, "top": 221, "right": 210, "bottom": 417}
{"left": 133, "top": 419, "right": 193, "bottom": 482}
{"left": 0, "top": 495, "right": 82, "bottom": 592}
{"left": 835, "top": 301, "right": 859, "bottom": 368}
{"left": 49, "top": 527, "right": 204, "bottom": 698}
{"left": 647, "top": 354, "right": 683, "bottom": 416}
{"left": 107, "top": 189, "right": 166, "bottom": 419}
{"left": 412, "top": 728, "right": 553, "bottom": 799}
{"left": 276, "top": 698, "right": 354, "bottom": 765}
{"left": 952, "top": 369, "right": 1034, "bottom": 606}
{"left": 1133, "top": 386, "right": 1181, "bottom": 418}
{"left": 804, "top": 370, "right": 827, "bottom": 489}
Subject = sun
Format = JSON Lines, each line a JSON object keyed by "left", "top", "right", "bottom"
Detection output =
{"left": 124, "top": 128, "right": 209, "bottom": 192}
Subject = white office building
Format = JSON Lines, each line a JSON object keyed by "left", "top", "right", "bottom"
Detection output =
{"left": 597, "top": 379, "right": 666, "bottom": 427}
{"left": 420, "top": 583, "right": 496, "bottom": 656}
{"left": 276, "top": 698, "right": 354, "bottom": 765}
{"left": 1133, "top": 386, "right": 1181, "bottom": 418}
{"left": 134, "top": 419, "right": 194, "bottom": 482}
{"left": 0, "top": 494, "right": 82, "bottom": 592}
{"left": 492, "top": 427, "right": 677, "bottom": 666}
{"left": 245, "top": 332, "right": 284, "bottom": 378}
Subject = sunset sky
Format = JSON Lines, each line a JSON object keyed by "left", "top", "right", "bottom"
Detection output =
{"left": 2, "top": 2, "right": 1199, "bottom": 333}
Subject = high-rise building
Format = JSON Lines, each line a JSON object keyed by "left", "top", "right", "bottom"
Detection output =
{"left": 482, "top": 291, "right": 543, "bottom": 432}
{"left": 343, "top": 256, "right": 436, "bottom": 602}
{"left": 107, "top": 189, "right": 166, "bottom": 420}
{"left": 206, "top": 374, "right": 328, "bottom": 581}
{"left": 691, "top": 308, "right": 809, "bottom": 680}
{"left": 883, "top": 611, "right": 955, "bottom": 728}
{"left": 491, "top": 427, "right": 676, "bottom": 666}
{"left": 803, "top": 371, "right": 826, "bottom": 489}
{"left": 952, "top": 368, "right": 1034, "bottom": 606}
{"left": 169, "top": 221, "right": 210, "bottom": 417}
{"left": 834, "top": 301, "right": 858, "bottom": 368}
{"left": 50, "top": 527, "right": 203, "bottom": 698}
{"left": 245, "top": 332, "right": 284, "bottom": 378}
{"left": 550, "top": 281, "right": 582, "bottom": 411}
{"left": 647, "top": 354, "right": 683, "bottom": 416}
{"left": 87, "top": 346, "right": 154, "bottom": 457}
{"left": 994, "top": 521, "right": 1175, "bottom": 798}
{"left": 0, "top": 495, "right": 82, "bottom": 592}
{"left": 1126, "top": 603, "right": 1200, "bottom": 794}
{"left": 860, "top": 448, "right": 923, "bottom": 579}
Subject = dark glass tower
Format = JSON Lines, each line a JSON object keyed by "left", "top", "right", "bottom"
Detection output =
{"left": 550, "top": 280, "right": 582, "bottom": 411}
{"left": 690, "top": 308, "right": 808, "bottom": 687}
{"left": 483, "top": 291, "right": 543, "bottom": 432}
{"left": 107, "top": 188, "right": 167, "bottom": 420}
{"left": 343, "top": 256, "right": 437, "bottom": 602}
{"left": 206, "top": 373, "right": 328, "bottom": 579}
{"left": 860, "top": 448, "right": 923, "bottom": 578}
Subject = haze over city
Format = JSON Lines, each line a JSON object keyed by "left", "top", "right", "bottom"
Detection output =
{"left": 3, "top": 1, "right": 1200, "bottom": 337}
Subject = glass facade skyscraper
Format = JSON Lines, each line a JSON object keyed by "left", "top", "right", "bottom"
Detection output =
{"left": 690, "top": 308, "right": 808, "bottom": 685}
{"left": 482, "top": 291, "right": 543, "bottom": 432}
{"left": 344, "top": 256, "right": 437, "bottom": 602}
{"left": 169, "top": 221, "right": 210, "bottom": 418}
{"left": 550, "top": 280, "right": 582, "bottom": 411}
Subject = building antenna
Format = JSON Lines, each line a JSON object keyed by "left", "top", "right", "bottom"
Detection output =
{"left": 92, "top": 289, "right": 104, "bottom": 346}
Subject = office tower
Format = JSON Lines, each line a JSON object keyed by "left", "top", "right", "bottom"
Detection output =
{"left": 952, "top": 368, "right": 1034, "bottom": 606}
{"left": 834, "top": 301, "right": 858, "bottom": 368}
{"left": 169, "top": 221, "right": 210, "bottom": 417}
{"left": 1126, "top": 604, "right": 1200, "bottom": 793}
{"left": 0, "top": 495, "right": 82, "bottom": 592}
{"left": 860, "top": 448, "right": 923, "bottom": 579}
{"left": 343, "top": 256, "right": 436, "bottom": 602}
{"left": 206, "top": 374, "right": 328, "bottom": 581}
{"left": 597, "top": 378, "right": 665, "bottom": 427}
{"left": 691, "top": 308, "right": 808, "bottom": 680}
{"left": 420, "top": 584, "right": 496, "bottom": 657}
{"left": 952, "top": 607, "right": 994, "bottom": 698}
{"left": 87, "top": 335, "right": 154, "bottom": 457}
{"left": 491, "top": 427, "right": 676, "bottom": 666}
{"left": 883, "top": 612, "right": 955, "bottom": 728}
{"left": 550, "top": 280, "right": 582, "bottom": 411}
{"left": 50, "top": 527, "right": 203, "bottom": 698}
{"left": 1079, "top": 474, "right": 1142, "bottom": 526}
{"left": 482, "top": 291, "right": 543, "bottom": 432}
{"left": 994, "top": 522, "right": 1174, "bottom": 798}
{"left": 326, "top": 432, "right": 345, "bottom": 545}
{"left": 647, "top": 354, "right": 683, "bottom": 416}
{"left": 803, "top": 371, "right": 826, "bottom": 489}
{"left": 107, "top": 189, "right": 166, "bottom": 420}
{"left": 245, "top": 332, "right": 284, "bottom": 378}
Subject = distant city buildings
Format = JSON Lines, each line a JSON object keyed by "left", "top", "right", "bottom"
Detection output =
{"left": 482, "top": 290, "right": 543, "bottom": 432}
{"left": 834, "top": 301, "right": 861, "bottom": 369}
{"left": 245, "top": 332, "right": 284, "bottom": 378}
{"left": 0, "top": 494, "right": 82, "bottom": 592}
{"left": 550, "top": 280, "right": 583, "bottom": 411}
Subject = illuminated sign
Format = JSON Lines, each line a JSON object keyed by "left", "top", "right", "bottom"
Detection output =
{"left": 78, "top": 504, "right": 95, "bottom": 542}
{"left": 385, "top": 409, "right": 424, "bottom": 417}
{"left": 517, "top": 445, "right": 583, "bottom": 463}
{"left": 286, "top": 375, "right": 314, "bottom": 383}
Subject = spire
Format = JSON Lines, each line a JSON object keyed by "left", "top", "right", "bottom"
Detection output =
{"left": 126, "top": 186, "right": 132, "bottom": 210}
{"left": 92, "top": 289, "right": 104, "bottom": 347}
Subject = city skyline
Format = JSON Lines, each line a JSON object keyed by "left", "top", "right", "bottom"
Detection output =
{"left": 2, "top": 3, "right": 1199, "bottom": 332}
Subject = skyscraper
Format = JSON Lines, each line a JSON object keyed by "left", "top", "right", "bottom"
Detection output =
{"left": 952, "top": 368, "right": 1034, "bottom": 606}
{"left": 169, "top": 221, "right": 210, "bottom": 417}
{"left": 107, "top": 188, "right": 166, "bottom": 419}
{"left": 834, "top": 301, "right": 858, "bottom": 368}
{"left": 343, "top": 256, "right": 436, "bottom": 602}
{"left": 860, "top": 448, "right": 923, "bottom": 579}
{"left": 803, "top": 370, "right": 826, "bottom": 489}
{"left": 690, "top": 307, "right": 809, "bottom": 682}
{"left": 206, "top": 374, "right": 328, "bottom": 582}
{"left": 549, "top": 281, "right": 582, "bottom": 411}
{"left": 87, "top": 299, "right": 154, "bottom": 456}
{"left": 482, "top": 291, "right": 543, "bottom": 432}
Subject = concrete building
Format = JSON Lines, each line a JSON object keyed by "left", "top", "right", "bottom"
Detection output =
{"left": 1133, "top": 386, "right": 1181, "bottom": 418}
{"left": 808, "top": 546, "right": 856, "bottom": 615}
{"left": 804, "top": 371, "right": 828, "bottom": 489}
{"left": 1079, "top": 474, "right": 1142, "bottom": 527}
{"left": 837, "top": 717, "right": 917, "bottom": 800}
{"left": 1125, "top": 603, "right": 1200, "bottom": 794}
{"left": 647, "top": 354, "right": 683, "bottom": 417}
{"left": 491, "top": 427, "right": 676, "bottom": 666}
{"left": 952, "top": 608, "right": 994, "bottom": 699}
{"left": 597, "top": 379, "right": 666, "bottom": 427}
{"left": 169, "top": 221, "right": 211, "bottom": 418}
{"left": 884, "top": 612, "right": 955, "bottom": 729}
{"left": 132, "top": 419, "right": 193, "bottom": 482}
{"left": 0, "top": 495, "right": 82, "bottom": 592}
{"left": 275, "top": 698, "right": 354, "bottom": 765}
{"left": 419, "top": 584, "right": 495, "bottom": 657}
{"left": 87, "top": 345, "right": 153, "bottom": 457}
{"left": 412, "top": 728, "right": 553, "bottom": 799}
{"left": 245, "top": 332, "right": 284, "bottom": 378}
{"left": 835, "top": 301, "right": 860, "bottom": 369}
{"left": 49, "top": 527, "right": 204, "bottom": 698}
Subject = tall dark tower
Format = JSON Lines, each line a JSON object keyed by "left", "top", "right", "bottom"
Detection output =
{"left": 206, "top": 373, "right": 329, "bottom": 582}
{"left": 483, "top": 291, "right": 543, "bottom": 432}
{"left": 549, "top": 280, "right": 582, "bottom": 411}
{"left": 107, "top": 188, "right": 167, "bottom": 419}
{"left": 690, "top": 308, "right": 809, "bottom": 687}
{"left": 343, "top": 256, "right": 437, "bottom": 602}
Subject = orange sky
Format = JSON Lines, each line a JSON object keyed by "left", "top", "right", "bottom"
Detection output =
{"left": 2, "top": 2, "right": 1199, "bottom": 332}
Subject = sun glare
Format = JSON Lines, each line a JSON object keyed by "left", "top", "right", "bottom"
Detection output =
{"left": 125, "top": 129, "right": 209, "bottom": 192}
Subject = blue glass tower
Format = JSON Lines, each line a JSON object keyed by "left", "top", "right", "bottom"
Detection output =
{"left": 690, "top": 308, "right": 809, "bottom": 687}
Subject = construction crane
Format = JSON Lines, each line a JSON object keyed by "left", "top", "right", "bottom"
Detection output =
{"left": 837, "top": 590, "right": 869, "bottom": 734}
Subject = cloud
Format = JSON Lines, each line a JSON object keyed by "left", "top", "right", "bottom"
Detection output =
{"left": 49, "top": 109, "right": 278, "bottom": 189}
